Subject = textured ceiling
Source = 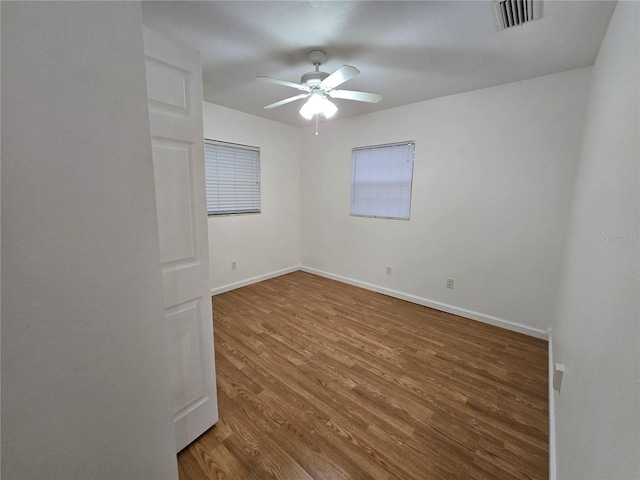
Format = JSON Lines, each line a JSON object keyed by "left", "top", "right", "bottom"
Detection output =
{"left": 141, "top": 1, "right": 615, "bottom": 127}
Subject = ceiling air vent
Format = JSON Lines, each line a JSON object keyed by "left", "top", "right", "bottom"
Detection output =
{"left": 493, "top": 0, "right": 542, "bottom": 30}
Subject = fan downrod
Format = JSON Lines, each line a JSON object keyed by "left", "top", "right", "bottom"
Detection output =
{"left": 301, "top": 50, "right": 329, "bottom": 86}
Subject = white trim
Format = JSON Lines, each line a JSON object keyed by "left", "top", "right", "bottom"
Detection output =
{"left": 211, "top": 266, "right": 299, "bottom": 296}
{"left": 299, "top": 265, "right": 549, "bottom": 340}
{"left": 212, "top": 264, "right": 550, "bottom": 340}
{"left": 548, "top": 330, "right": 557, "bottom": 480}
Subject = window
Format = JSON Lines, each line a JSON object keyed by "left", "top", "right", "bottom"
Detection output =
{"left": 350, "top": 141, "right": 415, "bottom": 220}
{"left": 204, "top": 140, "right": 261, "bottom": 215}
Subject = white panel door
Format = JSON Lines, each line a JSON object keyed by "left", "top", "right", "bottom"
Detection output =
{"left": 142, "top": 25, "right": 218, "bottom": 453}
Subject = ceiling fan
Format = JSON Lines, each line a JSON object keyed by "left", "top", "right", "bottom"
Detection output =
{"left": 257, "top": 50, "right": 382, "bottom": 121}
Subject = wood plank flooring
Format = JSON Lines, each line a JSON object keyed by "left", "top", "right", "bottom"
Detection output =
{"left": 178, "top": 271, "right": 548, "bottom": 479}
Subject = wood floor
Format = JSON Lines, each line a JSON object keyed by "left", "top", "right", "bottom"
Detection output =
{"left": 178, "top": 271, "right": 549, "bottom": 479}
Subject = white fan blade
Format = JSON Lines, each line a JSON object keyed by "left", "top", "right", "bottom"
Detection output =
{"left": 320, "top": 65, "right": 359, "bottom": 91}
{"left": 257, "top": 76, "right": 309, "bottom": 92}
{"left": 263, "top": 93, "right": 309, "bottom": 109}
{"left": 328, "top": 89, "right": 382, "bottom": 103}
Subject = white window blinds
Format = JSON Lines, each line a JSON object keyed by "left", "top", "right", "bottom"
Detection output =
{"left": 350, "top": 141, "right": 415, "bottom": 220}
{"left": 204, "top": 140, "right": 261, "bottom": 215}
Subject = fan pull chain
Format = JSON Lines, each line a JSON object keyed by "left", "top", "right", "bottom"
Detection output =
{"left": 315, "top": 114, "right": 319, "bottom": 136}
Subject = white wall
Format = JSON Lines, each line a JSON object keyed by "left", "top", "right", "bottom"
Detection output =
{"left": 552, "top": 2, "right": 639, "bottom": 478}
{"left": 300, "top": 69, "right": 591, "bottom": 336}
{"left": 1, "top": 3, "right": 178, "bottom": 479}
{"left": 203, "top": 102, "right": 301, "bottom": 293}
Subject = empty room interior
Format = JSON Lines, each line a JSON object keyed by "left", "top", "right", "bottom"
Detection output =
{"left": 2, "top": 1, "right": 638, "bottom": 480}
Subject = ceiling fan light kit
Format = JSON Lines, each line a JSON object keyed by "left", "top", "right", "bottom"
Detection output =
{"left": 299, "top": 91, "right": 337, "bottom": 120}
{"left": 257, "top": 49, "right": 382, "bottom": 125}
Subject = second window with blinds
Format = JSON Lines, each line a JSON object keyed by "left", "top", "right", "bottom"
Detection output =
{"left": 204, "top": 140, "right": 261, "bottom": 216}
{"left": 350, "top": 141, "right": 415, "bottom": 220}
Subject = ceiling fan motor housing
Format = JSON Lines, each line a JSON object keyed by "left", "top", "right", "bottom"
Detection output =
{"left": 301, "top": 70, "right": 330, "bottom": 87}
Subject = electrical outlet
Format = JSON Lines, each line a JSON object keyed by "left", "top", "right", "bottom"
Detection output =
{"left": 386, "top": 266, "right": 392, "bottom": 275}
{"left": 446, "top": 278, "right": 454, "bottom": 289}
{"left": 231, "top": 261, "right": 237, "bottom": 270}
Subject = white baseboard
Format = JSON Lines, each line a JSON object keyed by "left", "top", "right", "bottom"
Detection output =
{"left": 212, "top": 264, "right": 549, "bottom": 340}
{"left": 299, "top": 265, "right": 549, "bottom": 340}
{"left": 211, "top": 265, "right": 300, "bottom": 296}
{"left": 548, "top": 331, "right": 557, "bottom": 480}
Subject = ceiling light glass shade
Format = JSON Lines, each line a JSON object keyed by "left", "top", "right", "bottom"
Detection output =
{"left": 321, "top": 98, "right": 337, "bottom": 118}
{"left": 299, "top": 93, "right": 337, "bottom": 119}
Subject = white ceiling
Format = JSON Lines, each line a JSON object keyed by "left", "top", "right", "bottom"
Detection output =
{"left": 141, "top": 1, "right": 615, "bottom": 127}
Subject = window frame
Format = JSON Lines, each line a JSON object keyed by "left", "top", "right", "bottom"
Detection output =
{"left": 350, "top": 141, "right": 416, "bottom": 221}
{"left": 204, "top": 139, "right": 261, "bottom": 217}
